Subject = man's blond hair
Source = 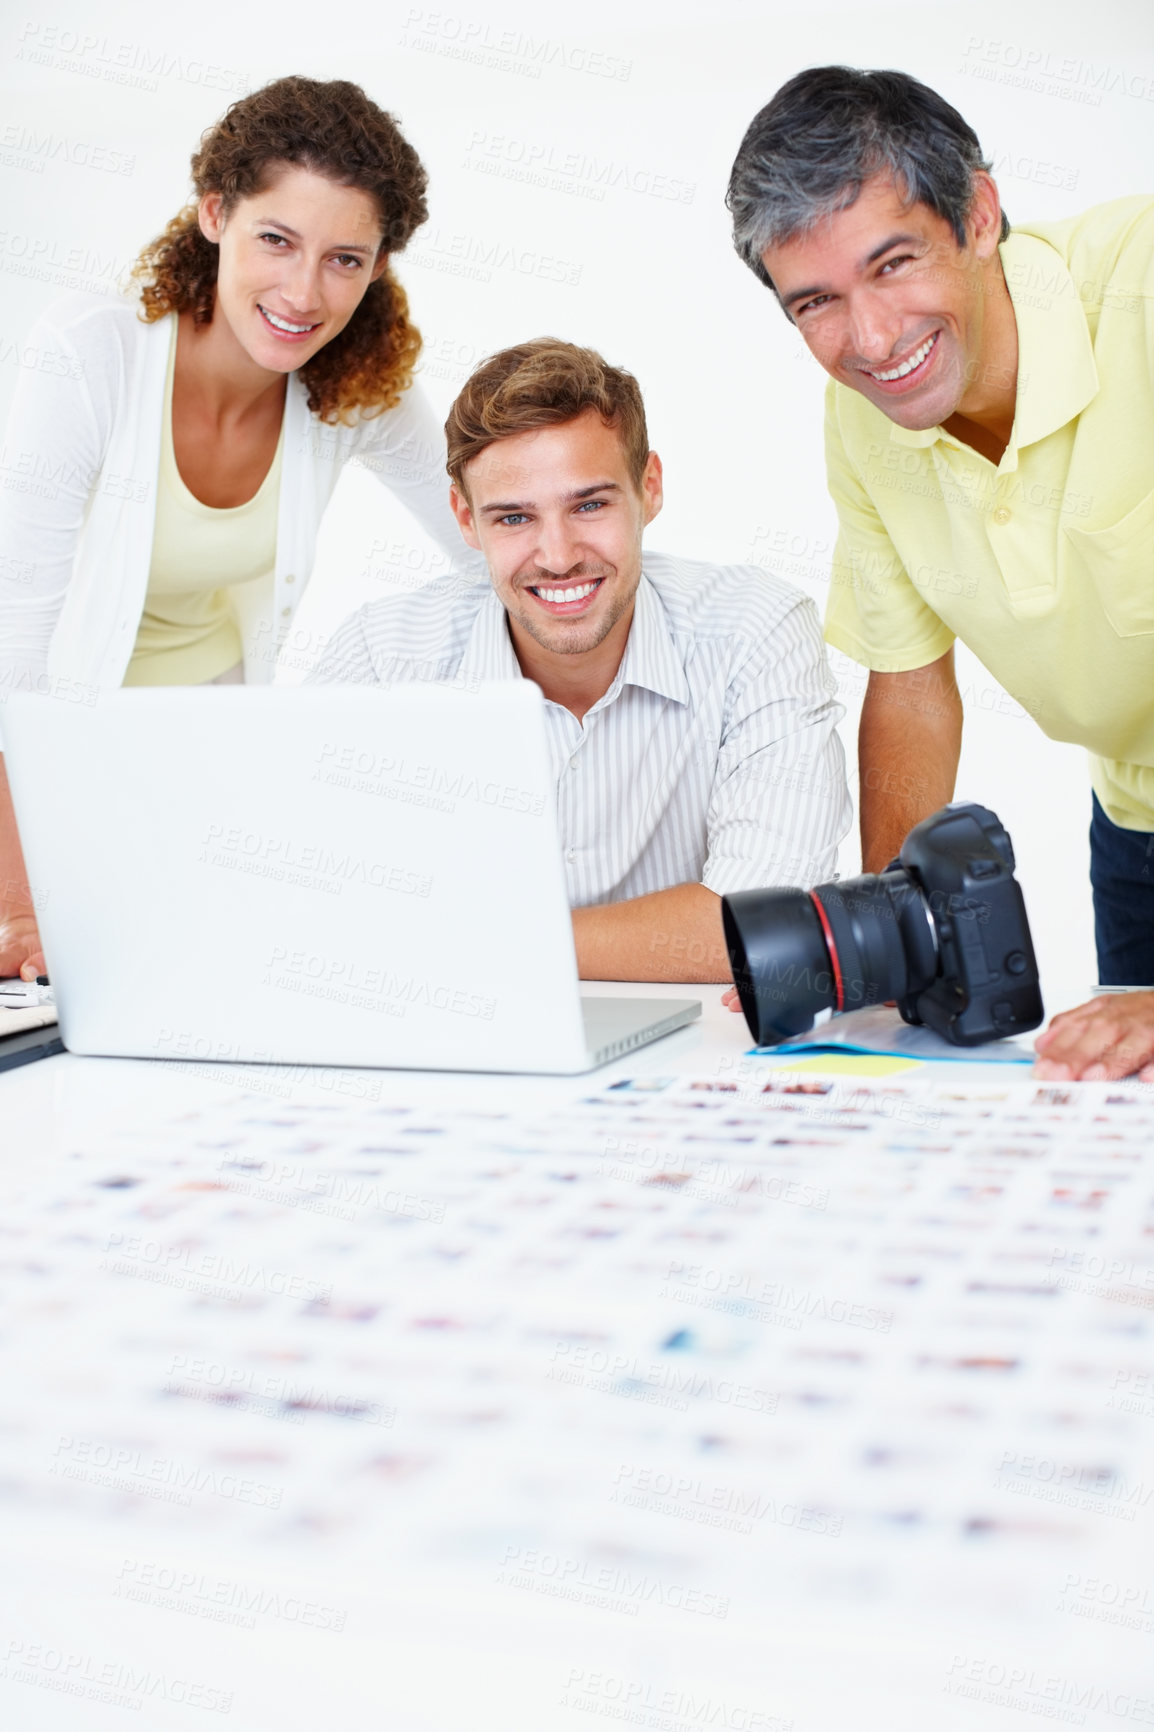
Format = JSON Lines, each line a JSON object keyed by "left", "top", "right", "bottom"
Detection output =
{"left": 445, "top": 338, "right": 650, "bottom": 496}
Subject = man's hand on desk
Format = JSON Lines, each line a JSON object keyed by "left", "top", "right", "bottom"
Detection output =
{"left": 0, "top": 907, "right": 46, "bottom": 981}
{"left": 572, "top": 883, "right": 733, "bottom": 984}
{"left": 1034, "top": 993, "right": 1154, "bottom": 1082}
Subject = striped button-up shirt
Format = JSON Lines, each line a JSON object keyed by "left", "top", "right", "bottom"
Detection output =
{"left": 309, "top": 550, "right": 851, "bottom": 905}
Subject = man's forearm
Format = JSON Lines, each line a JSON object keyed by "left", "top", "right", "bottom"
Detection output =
{"left": 858, "top": 650, "right": 963, "bottom": 872}
{"left": 572, "top": 883, "right": 730, "bottom": 983}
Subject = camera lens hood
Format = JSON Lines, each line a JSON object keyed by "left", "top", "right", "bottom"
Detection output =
{"left": 721, "top": 888, "right": 836, "bottom": 1046}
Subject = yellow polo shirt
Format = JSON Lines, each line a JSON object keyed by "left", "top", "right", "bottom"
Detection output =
{"left": 823, "top": 195, "right": 1154, "bottom": 830}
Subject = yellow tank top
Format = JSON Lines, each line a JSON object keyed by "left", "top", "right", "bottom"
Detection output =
{"left": 123, "top": 322, "right": 284, "bottom": 686}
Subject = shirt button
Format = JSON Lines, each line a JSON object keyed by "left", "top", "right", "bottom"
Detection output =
{"left": 566, "top": 848, "right": 576, "bottom": 862}
{"left": 568, "top": 757, "right": 578, "bottom": 770}
{"left": 281, "top": 606, "right": 292, "bottom": 618}
{"left": 992, "top": 506, "right": 1011, "bottom": 525}
{"left": 284, "top": 572, "right": 296, "bottom": 585}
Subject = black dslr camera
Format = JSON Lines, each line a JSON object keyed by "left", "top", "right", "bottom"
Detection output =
{"left": 721, "top": 802, "right": 1043, "bottom": 1048}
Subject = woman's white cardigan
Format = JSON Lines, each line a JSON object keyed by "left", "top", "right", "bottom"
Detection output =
{"left": 0, "top": 292, "right": 472, "bottom": 732}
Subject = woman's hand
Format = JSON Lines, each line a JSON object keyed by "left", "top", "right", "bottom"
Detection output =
{"left": 0, "top": 762, "right": 44, "bottom": 978}
{"left": 0, "top": 906, "right": 46, "bottom": 981}
{"left": 722, "top": 986, "right": 744, "bottom": 1013}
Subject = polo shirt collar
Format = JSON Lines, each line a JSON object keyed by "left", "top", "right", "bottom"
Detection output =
{"left": 457, "top": 572, "right": 691, "bottom": 707}
{"left": 887, "top": 230, "right": 1099, "bottom": 459}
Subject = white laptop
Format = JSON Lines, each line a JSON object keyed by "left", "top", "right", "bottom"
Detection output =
{"left": 3, "top": 684, "right": 700, "bottom": 1074}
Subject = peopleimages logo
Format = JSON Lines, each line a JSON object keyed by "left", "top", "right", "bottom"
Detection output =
{"left": 1047, "top": 1245, "right": 1154, "bottom": 1297}
{"left": 263, "top": 946, "right": 497, "bottom": 1023}
{"left": 100, "top": 1232, "right": 332, "bottom": 1303}
{"left": 114, "top": 1559, "right": 347, "bottom": 1632}
{"left": 49, "top": 1436, "right": 283, "bottom": 1511}
{"left": 398, "top": 10, "right": 632, "bottom": 82}
{"left": 404, "top": 226, "right": 583, "bottom": 288}
{"left": 561, "top": 1668, "right": 793, "bottom": 1730}
{"left": 660, "top": 1261, "right": 893, "bottom": 1333}
{"left": 1, "top": 1639, "right": 233, "bottom": 1715}
{"left": 498, "top": 1547, "right": 729, "bottom": 1619}
{"left": 216, "top": 1154, "right": 444, "bottom": 1225}
{"left": 0, "top": 123, "right": 135, "bottom": 176}
{"left": 14, "top": 21, "right": 250, "bottom": 94}
{"left": 959, "top": 36, "right": 1154, "bottom": 104}
{"left": 994, "top": 1450, "right": 1153, "bottom": 1522}
{"left": 463, "top": 129, "right": 695, "bottom": 205}
{"left": 198, "top": 822, "right": 434, "bottom": 900}
{"left": 611, "top": 1465, "right": 843, "bottom": 1539}
{"left": 547, "top": 1342, "right": 777, "bottom": 1414}
{"left": 312, "top": 741, "right": 545, "bottom": 818}
{"left": 1057, "top": 1572, "right": 1154, "bottom": 1635}
{"left": 945, "top": 1653, "right": 1154, "bottom": 1723}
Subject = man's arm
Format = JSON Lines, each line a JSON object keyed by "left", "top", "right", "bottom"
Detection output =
{"left": 572, "top": 883, "right": 728, "bottom": 983}
{"left": 858, "top": 647, "right": 963, "bottom": 872}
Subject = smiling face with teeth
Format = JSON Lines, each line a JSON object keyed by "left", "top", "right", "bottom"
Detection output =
{"left": 759, "top": 171, "right": 1015, "bottom": 438}
{"left": 449, "top": 408, "right": 663, "bottom": 707}
{"left": 197, "top": 163, "right": 388, "bottom": 380}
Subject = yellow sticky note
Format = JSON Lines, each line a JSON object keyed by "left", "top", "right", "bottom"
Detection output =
{"left": 777, "top": 1053, "right": 922, "bottom": 1077}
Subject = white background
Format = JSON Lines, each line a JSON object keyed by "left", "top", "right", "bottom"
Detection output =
{"left": 4, "top": 0, "right": 1152, "bottom": 1010}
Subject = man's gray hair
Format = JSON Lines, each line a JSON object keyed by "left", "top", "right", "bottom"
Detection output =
{"left": 727, "top": 67, "right": 1009, "bottom": 304}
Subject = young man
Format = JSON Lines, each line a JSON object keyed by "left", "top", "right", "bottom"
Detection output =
{"left": 727, "top": 66, "right": 1154, "bottom": 1079}
{"left": 310, "top": 339, "right": 851, "bottom": 984}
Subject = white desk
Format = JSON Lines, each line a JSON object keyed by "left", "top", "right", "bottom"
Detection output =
{"left": 0, "top": 986, "right": 1149, "bottom": 1732}
{"left": 1, "top": 979, "right": 730, "bottom": 1147}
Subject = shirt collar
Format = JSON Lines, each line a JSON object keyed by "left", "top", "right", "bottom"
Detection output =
{"left": 887, "top": 230, "right": 1099, "bottom": 459}
{"left": 457, "top": 572, "right": 691, "bottom": 708}
{"left": 458, "top": 586, "right": 523, "bottom": 686}
{"left": 613, "top": 573, "right": 691, "bottom": 707}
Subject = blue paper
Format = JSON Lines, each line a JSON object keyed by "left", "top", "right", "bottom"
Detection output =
{"left": 753, "top": 1003, "right": 1035, "bottom": 1065}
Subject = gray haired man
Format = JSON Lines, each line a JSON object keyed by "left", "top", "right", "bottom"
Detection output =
{"left": 727, "top": 66, "right": 1154, "bottom": 1082}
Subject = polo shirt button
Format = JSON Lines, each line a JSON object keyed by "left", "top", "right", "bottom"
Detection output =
{"left": 992, "top": 506, "right": 1011, "bottom": 525}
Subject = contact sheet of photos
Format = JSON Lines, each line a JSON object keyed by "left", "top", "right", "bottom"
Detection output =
{"left": 1, "top": 1068, "right": 1152, "bottom": 1725}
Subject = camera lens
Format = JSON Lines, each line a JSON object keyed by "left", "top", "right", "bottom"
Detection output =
{"left": 817, "top": 876, "right": 937, "bottom": 1010}
{"left": 722, "top": 873, "right": 938, "bottom": 1048}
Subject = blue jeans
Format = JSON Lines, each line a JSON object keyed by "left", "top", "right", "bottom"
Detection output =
{"left": 1089, "top": 793, "right": 1154, "bottom": 985}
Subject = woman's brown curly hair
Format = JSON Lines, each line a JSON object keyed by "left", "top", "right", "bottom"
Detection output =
{"left": 131, "top": 76, "right": 428, "bottom": 424}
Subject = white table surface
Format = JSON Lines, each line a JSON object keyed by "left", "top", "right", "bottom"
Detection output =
{"left": 3, "top": 982, "right": 1146, "bottom": 1732}
{"left": 0, "top": 981, "right": 745, "bottom": 1173}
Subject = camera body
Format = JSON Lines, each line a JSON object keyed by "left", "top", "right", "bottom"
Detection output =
{"left": 889, "top": 803, "right": 1042, "bottom": 1044}
{"left": 721, "top": 802, "right": 1043, "bottom": 1049}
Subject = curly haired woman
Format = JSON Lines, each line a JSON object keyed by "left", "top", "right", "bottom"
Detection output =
{"left": 0, "top": 75, "right": 472, "bottom": 978}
